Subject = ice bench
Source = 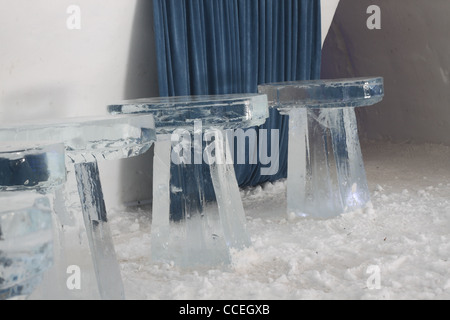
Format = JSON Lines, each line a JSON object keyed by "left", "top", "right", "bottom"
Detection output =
{"left": 258, "top": 77, "right": 384, "bottom": 219}
{"left": 108, "top": 94, "right": 269, "bottom": 267}
{"left": 0, "top": 114, "right": 156, "bottom": 299}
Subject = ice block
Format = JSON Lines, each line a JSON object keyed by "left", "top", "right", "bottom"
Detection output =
{"left": 108, "top": 94, "right": 269, "bottom": 267}
{"left": 0, "top": 114, "right": 156, "bottom": 299}
{"left": 258, "top": 77, "right": 384, "bottom": 219}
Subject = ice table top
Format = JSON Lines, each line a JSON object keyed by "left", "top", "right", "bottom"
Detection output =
{"left": 258, "top": 77, "right": 384, "bottom": 114}
{"left": 0, "top": 143, "right": 66, "bottom": 192}
{"left": 107, "top": 94, "right": 269, "bottom": 133}
{"left": 0, "top": 114, "right": 156, "bottom": 164}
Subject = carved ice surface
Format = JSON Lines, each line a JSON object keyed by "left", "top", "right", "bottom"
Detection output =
{"left": 258, "top": 77, "right": 384, "bottom": 114}
{"left": 0, "top": 114, "right": 156, "bottom": 164}
{"left": 109, "top": 94, "right": 268, "bottom": 267}
{"left": 0, "top": 193, "right": 53, "bottom": 300}
{"left": 108, "top": 94, "right": 269, "bottom": 133}
{"left": 259, "top": 77, "right": 384, "bottom": 219}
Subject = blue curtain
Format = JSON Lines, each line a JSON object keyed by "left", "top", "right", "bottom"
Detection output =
{"left": 153, "top": 0, "right": 321, "bottom": 188}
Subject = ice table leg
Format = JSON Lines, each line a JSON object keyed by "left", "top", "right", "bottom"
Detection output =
{"left": 178, "top": 161, "right": 218, "bottom": 266}
{"left": 287, "top": 107, "right": 371, "bottom": 219}
{"left": 206, "top": 128, "right": 251, "bottom": 250}
{"left": 34, "top": 168, "right": 102, "bottom": 300}
{"left": 151, "top": 134, "right": 228, "bottom": 267}
{"left": 327, "top": 108, "right": 370, "bottom": 212}
{"left": 151, "top": 131, "right": 251, "bottom": 267}
{"left": 150, "top": 135, "right": 171, "bottom": 262}
{"left": 287, "top": 108, "right": 342, "bottom": 219}
{"left": 74, "top": 162, "right": 124, "bottom": 300}
{"left": 287, "top": 108, "right": 308, "bottom": 219}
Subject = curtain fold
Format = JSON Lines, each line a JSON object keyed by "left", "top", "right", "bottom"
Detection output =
{"left": 153, "top": 0, "right": 321, "bottom": 188}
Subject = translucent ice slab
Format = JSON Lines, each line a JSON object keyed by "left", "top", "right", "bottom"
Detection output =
{"left": 0, "top": 193, "right": 53, "bottom": 300}
{"left": 108, "top": 94, "right": 269, "bottom": 133}
{"left": 258, "top": 77, "right": 384, "bottom": 113}
{"left": 0, "top": 143, "right": 66, "bottom": 192}
{"left": 108, "top": 94, "right": 269, "bottom": 267}
{"left": 0, "top": 114, "right": 156, "bottom": 163}
{"left": 258, "top": 77, "right": 384, "bottom": 219}
{"left": 0, "top": 143, "right": 65, "bottom": 300}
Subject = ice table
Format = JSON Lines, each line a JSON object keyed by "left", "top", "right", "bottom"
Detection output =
{"left": 258, "top": 77, "right": 384, "bottom": 219}
{"left": 108, "top": 94, "right": 269, "bottom": 267}
{"left": 0, "top": 114, "right": 156, "bottom": 299}
{"left": 0, "top": 143, "right": 66, "bottom": 300}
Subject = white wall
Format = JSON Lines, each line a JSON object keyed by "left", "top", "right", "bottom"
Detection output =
{"left": 0, "top": 0, "right": 158, "bottom": 208}
{"left": 0, "top": 0, "right": 338, "bottom": 122}
{"left": 321, "top": 0, "right": 450, "bottom": 146}
{"left": 0, "top": 0, "right": 158, "bottom": 121}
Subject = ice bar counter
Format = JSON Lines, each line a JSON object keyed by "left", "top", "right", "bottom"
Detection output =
{"left": 258, "top": 77, "right": 384, "bottom": 219}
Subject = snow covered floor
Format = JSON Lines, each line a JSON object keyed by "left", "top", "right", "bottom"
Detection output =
{"left": 107, "top": 141, "right": 450, "bottom": 300}
{"left": 30, "top": 141, "right": 449, "bottom": 300}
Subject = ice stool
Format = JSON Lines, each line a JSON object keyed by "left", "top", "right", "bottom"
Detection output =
{"left": 0, "top": 114, "right": 156, "bottom": 299}
{"left": 108, "top": 94, "right": 269, "bottom": 267}
{"left": 0, "top": 143, "right": 66, "bottom": 300}
{"left": 258, "top": 77, "right": 384, "bottom": 219}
